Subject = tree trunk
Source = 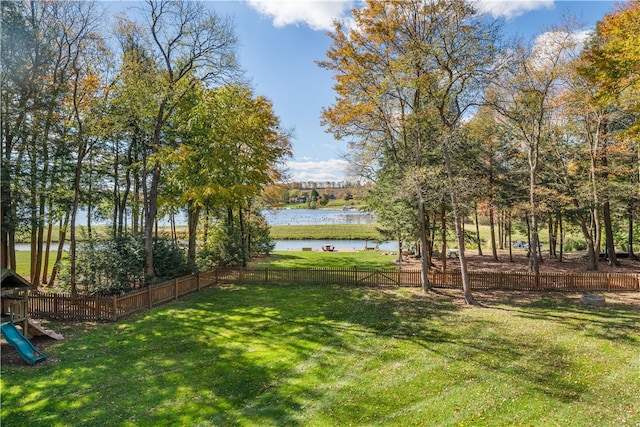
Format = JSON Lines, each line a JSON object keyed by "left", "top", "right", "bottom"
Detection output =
{"left": 589, "top": 123, "right": 602, "bottom": 268}
{"left": 239, "top": 206, "right": 247, "bottom": 267}
{"left": 70, "top": 155, "right": 83, "bottom": 296}
{"left": 41, "top": 210, "right": 54, "bottom": 285}
{"left": 441, "top": 204, "right": 447, "bottom": 273}
{"left": 0, "top": 136, "right": 12, "bottom": 269}
{"left": 548, "top": 213, "right": 556, "bottom": 258}
{"left": 525, "top": 215, "right": 531, "bottom": 257}
{"left": 574, "top": 198, "right": 597, "bottom": 270}
{"left": 474, "top": 203, "right": 483, "bottom": 256}
{"left": 49, "top": 211, "right": 69, "bottom": 286}
{"left": 144, "top": 161, "right": 161, "bottom": 279}
{"left": 600, "top": 136, "right": 618, "bottom": 266}
{"left": 602, "top": 199, "right": 618, "bottom": 265}
{"left": 628, "top": 204, "right": 637, "bottom": 260}
{"left": 187, "top": 205, "right": 200, "bottom": 269}
{"left": 113, "top": 138, "right": 120, "bottom": 238}
{"left": 86, "top": 160, "right": 93, "bottom": 240}
{"left": 29, "top": 148, "right": 38, "bottom": 284}
{"left": 246, "top": 203, "right": 253, "bottom": 258}
{"left": 417, "top": 194, "right": 430, "bottom": 292}
{"left": 558, "top": 211, "right": 564, "bottom": 262}
{"left": 507, "top": 213, "right": 513, "bottom": 263}
{"left": 133, "top": 170, "right": 141, "bottom": 235}
{"left": 528, "top": 143, "right": 540, "bottom": 274}
{"left": 203, "top": 208, "right": 210, "bottom": 243}
{"left": 489, "top": 202, "right": 498, "bottom": 261}
{"left": 443, "top": 140, "right": 474, "bottom": 305}
{"left": 32, "top": 194, "right": 46, "bottom": 287}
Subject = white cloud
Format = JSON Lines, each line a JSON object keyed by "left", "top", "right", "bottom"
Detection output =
{"left": 531, "top": 29, "right": 589, "bottom": 68}
{"left": 475, "top": 0, "right": 554, "bottom": 19}
{"left": 247, "top": 0, "right": 354, "bottom": 31}
{"left": 286, "top": 158, "right": 348, "bottom": 182}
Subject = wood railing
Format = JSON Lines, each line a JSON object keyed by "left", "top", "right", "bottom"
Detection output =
{"left": 28, "top": 268, "right": 639, "bottom": 322}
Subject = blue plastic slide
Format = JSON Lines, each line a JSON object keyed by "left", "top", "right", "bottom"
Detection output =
{"left": 1, "top": 322, "right": 47, "bottom": 365}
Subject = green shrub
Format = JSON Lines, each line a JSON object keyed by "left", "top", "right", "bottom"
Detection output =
{"left": 152, "top": 238, "right": 190, "bottom": 279}
{"left": 60, "top": 235, "right": 191, "bottom": 295}
{"left": 573, "top": 239, "right": 587, "bottom": 251}
{"left": 198, "top": 225, "right": 244, "bottom": 269}
{"left": 248, "top": 215, "right": 276, "bottom": 257}
{"left": 63, "top": 235, "right": 146, "bottom": 295}
{"left": 563, "top": 238, "right": 587, "bottom": 252}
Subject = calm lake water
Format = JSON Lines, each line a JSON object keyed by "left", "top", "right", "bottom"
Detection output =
{"left": 73, "top": 207, "right": 375, "bottom": 227}
{"left": 274, "top": 239, "right": 395, "bottom": 251}
{"left": 262, "top": 208, "right": 376, "bottom": 226}
{"left": 16, "top": 209, "right": 394, "bottom": 251}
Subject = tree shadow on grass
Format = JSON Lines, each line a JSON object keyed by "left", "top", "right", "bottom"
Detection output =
{"left": 479, "top": 291, "right": 640, "bottom": 344}
{"left": 3, "top": 286, "right": 633, "bottom": 425}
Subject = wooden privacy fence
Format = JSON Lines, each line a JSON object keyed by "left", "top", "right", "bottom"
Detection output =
{"left": 28, "top": 268, "right": 639, "bottom": 322}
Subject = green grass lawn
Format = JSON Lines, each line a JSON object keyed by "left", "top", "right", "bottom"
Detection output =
{"left": 14, "top": 250, "right": 62, "bottom": 279}
{"left": 251, "top": 250, "right": 398, "bottom": 269}
{"left": 269, "top": 223, "right": 382, "bottom": 240}
{"left": 2, "top": 285, "right": 639, "bottom": 426}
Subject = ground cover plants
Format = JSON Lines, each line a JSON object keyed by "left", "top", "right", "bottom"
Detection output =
{"left": 2, "top": 284, "right": 638, "bottom": 426}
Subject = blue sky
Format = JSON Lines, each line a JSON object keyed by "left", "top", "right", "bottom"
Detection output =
{"left": 112, "top": 1, "right": 622, "bottom": 183}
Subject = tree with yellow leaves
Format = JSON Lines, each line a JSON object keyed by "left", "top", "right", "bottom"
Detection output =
{"left": 320, "top": 0, "right": 503, "bottom": 304}
{"left": 576, "top": 0, "right": 640, "bottom": 262}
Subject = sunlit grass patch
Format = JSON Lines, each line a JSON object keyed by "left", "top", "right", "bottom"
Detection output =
{"left": 2, "top": 286, "right": 638, "bottom": 426}
{"left": 250, "top": 250, "right": 398, "bottom": 269}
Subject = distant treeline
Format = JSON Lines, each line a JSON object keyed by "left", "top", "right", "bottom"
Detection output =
{"left": 284, "top": 181, "right": 367, "bottom": 190}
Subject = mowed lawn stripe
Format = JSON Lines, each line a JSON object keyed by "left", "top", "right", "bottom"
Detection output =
{"left": 2, "top": 285, "right": 638, "bottom": 426}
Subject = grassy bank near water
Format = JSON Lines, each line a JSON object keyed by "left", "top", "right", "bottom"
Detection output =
{"left": 269, "top": 223, "right": 382, "bottom": 241}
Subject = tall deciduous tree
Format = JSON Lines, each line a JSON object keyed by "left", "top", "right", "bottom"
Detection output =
{"left": 320, "top": 0, "right": 440, "bottom": 292}
{"left": 134, "top": 0, "right": 238, "bottom": 279}
{"left": 321, "top": 0, "right": 503, "bottom": 303}
{"left": 577, "top": 0, "right": 640, "bottom": 262}
{"left": 490, "top": 26, "right": 582, "bottom": 273}
{"left": 465, "top": 106, "right": 520, "bottom": 262}
{"left": 166, "top": 84, "right": 291, "bottom": 267}
{"left": 1, "top": 0, "right": 34, "bottom": 270}
{"left": 1, "top": 0, "right": 107, "bottom": 289}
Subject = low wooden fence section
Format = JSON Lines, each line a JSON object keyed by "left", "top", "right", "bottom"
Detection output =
{"left": 29, "top": 271, "right": 218, "bottom": 322}
{"left": 215, "top": 268, "right": 640, "bottom": 291}
{"left": 214, "top": 267, "right": 423, "bottom": 287}
{"left": 28, "top": 268, "right": 639, "bottom": 322}
{"left": 428, "top": 270, "right": 640, "bottom": 292}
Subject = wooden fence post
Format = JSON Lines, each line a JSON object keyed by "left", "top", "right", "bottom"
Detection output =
{"left": 196, "top": 274, "right": 201, "bottom": 291}
{"left": 112, "top": 296, "right": 118, "bottom": 321}
{"left": 148, "top": 285, "right": 153, "bottom": 309}
{"left": 175, "top": 278, "right": 179, "bottom": 300}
